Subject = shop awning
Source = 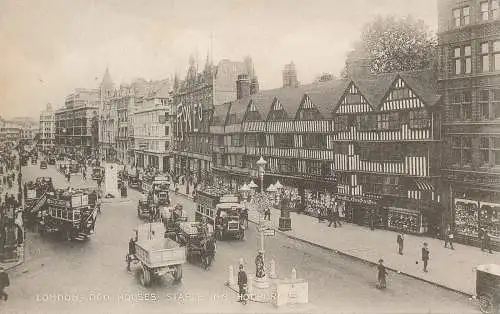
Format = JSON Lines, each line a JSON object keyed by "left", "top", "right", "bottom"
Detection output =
{"left": 415, "top": 180, "right": 434, "bottom": 191}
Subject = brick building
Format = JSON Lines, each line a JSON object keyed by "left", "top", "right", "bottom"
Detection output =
{"left": 438, "top": 0, "right": 500, "bottom": 248}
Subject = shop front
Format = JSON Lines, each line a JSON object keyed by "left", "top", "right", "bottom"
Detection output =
{"left": 454, "top": 197, "right": 500, "bottom": 249}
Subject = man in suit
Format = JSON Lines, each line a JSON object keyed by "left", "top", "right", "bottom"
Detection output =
{"left": 421, "top": 242, "right": 430, "bottom": 272}
{"left": 237, "top": 264, "right": 247, "bottom": 304}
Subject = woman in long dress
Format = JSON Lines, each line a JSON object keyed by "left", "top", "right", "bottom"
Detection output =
{"left": 377, "top": 259, "right": 388, "bottom": 289}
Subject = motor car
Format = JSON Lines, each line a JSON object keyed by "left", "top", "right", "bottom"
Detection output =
{"left": 40, "top": 160, "right": 47, "bottom": 169}
{"left": 48, "top": 157, "right": 56, "bottom": 165}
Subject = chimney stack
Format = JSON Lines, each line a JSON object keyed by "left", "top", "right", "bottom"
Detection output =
{"left": 236, "top": 74, "right": 250, "bottom": 100}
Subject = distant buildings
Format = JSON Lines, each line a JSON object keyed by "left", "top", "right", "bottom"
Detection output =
{"left": 55, "top": 88, "right": 99, "bottom": 156}
{"left": 282, "top": 62, "right": 299, "bottom": 88}
{"left": 0, "top": 117, "right": 22, "bottom": 144}
{"left": 39, "top": 103, "right": 55, "bottom": 151}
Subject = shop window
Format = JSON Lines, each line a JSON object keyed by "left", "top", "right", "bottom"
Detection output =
{"left": 306, "top": 161, "right": 322, "bottom": 176}
{"left": 479, "top": 204, "right": 500, "bottom": 239}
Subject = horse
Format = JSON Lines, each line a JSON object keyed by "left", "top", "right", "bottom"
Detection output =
{"left": 200, "top": 234, "right": 216, "bottom": 269}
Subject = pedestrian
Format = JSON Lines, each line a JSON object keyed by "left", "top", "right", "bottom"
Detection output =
{"left": 376, "top": 259, "right": 388, "bottom": 289}
{"left": 237, "top": 264, "right": 248, "bottom": 304}
{"left": 96, "top": 196, "right": 102, "bottom": 214}
{"left": 444, "top": 225, "right": 454, "bottom": 250}
{"left": 421, "top": 242, "right": 430, "bottom": 272}
{"left": 82, "top": 169, "right": 87, "bottom": 180}
{"left": 264, "top": 207, "right": 271, "bottom": 221}
{"left": 127, "top": 237, "right": 136, "bottom": 271}
{"left": 0, "top": 266, "right": 9, "bottom": 301}
{"left": 333, "top": 202, "right": 341, "bottom": 227}
{"left": 481, "top": 228, "right": 493, "bottom": 254}
{"left": 397, "top": 232, "right": 404, "bottom": 255}
{"left": 97, "top": 178, "right": 102, "bottom": 190}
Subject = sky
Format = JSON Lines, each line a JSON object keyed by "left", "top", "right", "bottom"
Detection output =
{"left": 0, "top": 0, "right": 437, "bottom": 120}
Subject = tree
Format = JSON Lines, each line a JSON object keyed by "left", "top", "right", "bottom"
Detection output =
{"left": 343, "top": 15, "right": 437, "bottom": 75}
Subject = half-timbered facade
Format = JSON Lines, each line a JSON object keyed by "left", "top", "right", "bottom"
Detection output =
{"left": 211, "top": 71, "right": 443, "bottom": 235}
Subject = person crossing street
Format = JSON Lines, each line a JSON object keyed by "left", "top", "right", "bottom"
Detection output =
{"left": 0, "top": 266, "right": 9, "bottom": 301}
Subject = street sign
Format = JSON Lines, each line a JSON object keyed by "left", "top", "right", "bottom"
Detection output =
{"left": 263, "top": 228, "right": 275, "bottom": 236}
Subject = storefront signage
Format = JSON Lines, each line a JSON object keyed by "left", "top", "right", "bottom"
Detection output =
{"left": 176, "top": 102, "right": 204, "bottom": 139}
{"left": 47, "top": 198, "right": 69, "bottom": 208}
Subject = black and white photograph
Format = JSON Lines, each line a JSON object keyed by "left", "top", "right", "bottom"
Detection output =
{"left": 0, "top": 0, "right": 499, "bottom": 313}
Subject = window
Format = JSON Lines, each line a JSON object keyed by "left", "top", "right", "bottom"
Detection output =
{"left": 463, "top": 91, "right": 472, "bottom": 120}
{"left": 377, "top": 114, "right": 390, "bottom": 130}
{"left": 481, "top": 42, "right": 490, "bottom": 72}
{"left": 452, "top": 92, "right": 472, "bottom": 120}
{"left": 494, "top": 89, "right": 500, "bottom": 119}
{"left": 481, "top": 1, "right": 490, "bottom": 20}
{"left": 276, "top": 134, "right": 294, "bottom": 148}
{"left": 463, "top": 6, "right": 471, "bottom": 24}
{"left": 165, "top": 126, "right": 169, "bottom": 136}
{"left": 409, "top": 110, "right": 430, "bottom": 129}
{"left": 333, "top": 116, "right": 348, "bottom": 131}
{"left": 306, "top": 161, "right": 322, "bottom": 176}
{"left": 494, "top": 138, "right": 500, "bottom": 165}
{"left": 453, "top": 8, "right": 461, "bottom": 27}
{"left": 258, "top": 134, "right": 266, "bottom": 147}
{"left": 493, "top": 0, "right": 500, "bottom": 18}
{"left": 451, "top": 137, "right": 472, "bottom": 166}
{"left": 246, "top": 134, "right": 257, "bottom": 147}
{"left": 480, "top": 90, "right": 490, "bottom": 120}
{"left": 480, "top": 137, "right": 490, "bottom": 165}
{"left": 494, "top": 41, "right": 500, "bottom": 71}
{"left": 464, "top": 45, "right": 472, "bottom": 73}
{"left": 454, "top": 47, "right": 461, "bottom": 74}
{"left": 303, "top": 134, "right": 326, "bottom": 149}
{"left": 357, "top": 115, "right": 377, "bottom": 130}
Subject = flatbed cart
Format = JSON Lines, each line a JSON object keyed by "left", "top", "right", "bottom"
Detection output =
{"left": 130, "top": 222, "right": 186, "bottom": 287}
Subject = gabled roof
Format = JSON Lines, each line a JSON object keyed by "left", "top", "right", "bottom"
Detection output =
{"left": 350, "top": 73, "right": 396, "bottom": 110}
{"left": 398, "top": 70, "right": 441, "bottom": 107}
{"left": 304, "top": 79, "right": 350, "bottom": 119}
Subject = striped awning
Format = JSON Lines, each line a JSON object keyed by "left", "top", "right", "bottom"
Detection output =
{"left": 415, "top": 180, "right": 434, "bottom": 191}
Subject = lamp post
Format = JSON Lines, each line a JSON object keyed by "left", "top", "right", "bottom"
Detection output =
{"left": 256, "top": 157, "right": 267, "bottom": 194}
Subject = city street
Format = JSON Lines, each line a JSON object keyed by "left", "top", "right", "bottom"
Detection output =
{"left": 0, "top": 162, "right": 480, "bottom": 313}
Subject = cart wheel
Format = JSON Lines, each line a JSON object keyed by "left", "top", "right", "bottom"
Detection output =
{"left": 478, "top": 294, "right": 496, "bottom": 314}
{"left": 140, "top": 266, "right": 151, "bottom": 287}
{"left": 173, "top": 265, "right": 183, "bottom": 282}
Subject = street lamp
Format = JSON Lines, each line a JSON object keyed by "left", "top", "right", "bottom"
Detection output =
{"left": 274, "top": 180, "right": 291, "bottom": 231}
{"left": 256, "top": 156, "right": 267, "bottom": 194}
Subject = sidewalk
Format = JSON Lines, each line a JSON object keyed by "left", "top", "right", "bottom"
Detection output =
{"left": 173, "top": 186, "right": 496, "bottom": 297}
{"left": 247, "top": 205, "right": 495, "bottom": 297}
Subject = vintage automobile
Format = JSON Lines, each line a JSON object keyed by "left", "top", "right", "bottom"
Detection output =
{"left": 48, "top": 156, "right": 56, "bottom": 165}
{"left": 213, "top": 201, "right": 245, "bottom": 241}
{"left": 152, "top": 176, "right": 170, "bottom": 206}
{"left": 91, "top": 166, "right": 104, "bottom": 181}
{"left": 128, "top": 175, "right": 140, "bottom": 189}
{"left": 31, "top": 158, "right": 38, "bottom": 165}
{"left": 137, "top": 194, "right": 153, "bottom": 221}
{"left": 40, "top": 160, "right": 48, "bottom": 169}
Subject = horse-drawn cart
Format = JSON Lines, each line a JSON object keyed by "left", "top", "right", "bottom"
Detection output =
{"left": 476, "top": 264, "right": 500, "bottom": 313}
{"left": 176, "top": 221, "right": 215, "bottom": 270}
{"left": 132, "top": 222, "right": 186, "bottom": 287}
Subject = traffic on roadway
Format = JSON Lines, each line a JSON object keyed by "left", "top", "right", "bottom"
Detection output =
{"left": 0, "top": 155, "right": 480, "bottom": 314}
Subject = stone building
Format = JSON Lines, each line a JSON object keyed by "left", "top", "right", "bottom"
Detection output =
{"left": 39, "top": 103, "right": 55, "bottom": 152}
{"left": 438, "top": 0, "right": 500, "bottom": 248}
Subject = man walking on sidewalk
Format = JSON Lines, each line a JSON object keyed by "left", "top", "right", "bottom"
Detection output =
{"left": 421, "top": 242, "right": 430, "bottom": 272}
{"left": 481, "top": 228, "right": 493, "bottom": 254}
{"left": 444, "top": 225, "right": 454, "bottom": 250}
{"left": 397, "top": 232, "right": 404, "bottom": 255}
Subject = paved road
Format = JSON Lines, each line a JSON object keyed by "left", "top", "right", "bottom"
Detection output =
{"left": 0, "top": 163, "right": 480, "bottom": 313}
